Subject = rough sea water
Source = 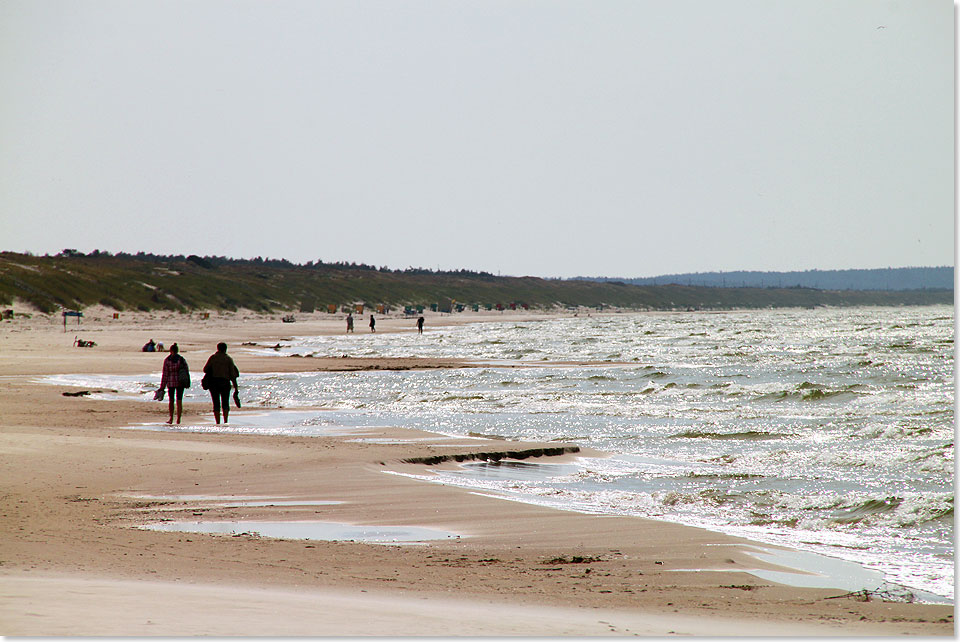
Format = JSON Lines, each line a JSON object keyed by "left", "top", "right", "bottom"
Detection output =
{"left": 46, "top": 305, "right": 954, "bottom": 600}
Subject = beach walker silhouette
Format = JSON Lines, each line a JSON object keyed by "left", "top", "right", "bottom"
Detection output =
{"left": 369, "top": 314, "right": 376, "bottom": 332}
{"left": 202, "top": 342, "right": 239, "bottom": 424}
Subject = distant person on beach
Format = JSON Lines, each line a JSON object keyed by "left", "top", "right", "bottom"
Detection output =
{"left": 203, "top": 342, "right": 239, "bottom": 424}
{"left": 142, "top": 339, "right": 156, "bottom": 352}
{"left": 158, "top": 343, "right": 189, "bottom": 424}
{"left": 417, "top": 316, "right": 424, "bottom": 334}
{"left": 346, "top": 313, "right": 354, "bottom": 333}
{"left": 369, "top": 315, "right": 376, "bottom": 332}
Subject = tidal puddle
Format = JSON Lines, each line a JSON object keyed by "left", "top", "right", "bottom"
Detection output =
{"left": 214, "top": 500, "right": 343, "bottom": 508}
{"left": 140, "top": 520, "right": 462, "bottom": 544}
{"left": 345, "top": 437, "right": 460, "bottom": 445}
{"left": 134, "top": 410, "right": 381, "bottom": 437}
{"left": 671, "top": 545, "right": 951, "bottom": 604}
{"left": 125, "top": 494, "right": 343, "bottom": 508}
{"left": 742, "top": 547, "right": 951, "bottom": 604}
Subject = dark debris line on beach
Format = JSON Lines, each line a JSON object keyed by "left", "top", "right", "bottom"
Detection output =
{"left": 401, "top": 446, "right": 580, "bottom": 466}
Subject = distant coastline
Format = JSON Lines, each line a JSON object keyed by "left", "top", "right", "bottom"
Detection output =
{"left": 0, "top": 251, "right": 952, "bottom": 315}
{"left": 574, "top": 266, "right": 954, "bottom": 291}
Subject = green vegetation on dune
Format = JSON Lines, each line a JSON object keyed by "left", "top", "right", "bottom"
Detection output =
{"left": 0, "top": 251, "right": 951, "bottom": 315}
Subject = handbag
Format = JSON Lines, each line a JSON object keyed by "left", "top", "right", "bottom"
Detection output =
{"left": 178, "top": 357, "right": 191, "bottom": 389}
{"left": 201, "top": 373, "right": 209, "bottom": 390}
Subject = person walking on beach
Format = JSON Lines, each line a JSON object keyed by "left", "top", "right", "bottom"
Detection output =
{"left": 417, "top": 315, "right": 424, "bottom": 334}
{"left": 203, "top": 342, "right": 239, "bottom": 424}
{"left": 346, "top": 313, "right": 354, "bottom": 333}
{"left": 158, "top": 343, "right": 189, "bottom": 424}
{"left": 369, "top": 314, "right": 376, "bottom": 332}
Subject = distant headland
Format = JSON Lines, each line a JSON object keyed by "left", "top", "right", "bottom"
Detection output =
{"left": 573, "top": 267, "right": 954, "bottom": 291}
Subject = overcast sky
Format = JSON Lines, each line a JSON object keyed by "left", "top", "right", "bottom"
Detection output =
{"left": 0, "top": 0, "right": 953, "bottom": 278}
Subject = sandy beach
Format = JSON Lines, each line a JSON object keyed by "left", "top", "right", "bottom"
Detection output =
{"left": 0, "top": 307, "right": 953, "bottom": 636}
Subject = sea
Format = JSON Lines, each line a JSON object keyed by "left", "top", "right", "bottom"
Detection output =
{"left": 44, "top": 305, "right": 954, "bottom": 601}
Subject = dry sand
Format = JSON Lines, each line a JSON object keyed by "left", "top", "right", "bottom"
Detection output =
{"left": 0, "top": 308, "right": 953, "bottom": 636}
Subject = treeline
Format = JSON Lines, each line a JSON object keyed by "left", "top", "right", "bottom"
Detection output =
{"left": 0, "top": 251, "right": 952, "bottom": 315}
{"left": 57, "top": 249, "right": 497, "bottom": 278}
{"left": 575, "top": 266, "right": 954, "bottom": 291}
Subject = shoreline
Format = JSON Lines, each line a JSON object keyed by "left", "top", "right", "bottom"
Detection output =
{"left": 17, "top": 375, "right": 957, "bottom": 606}
{"left": 28, "top": 392, "right": 959, "bottom": 606}
{"left": 0, "top": 310, "right": 953, "bottom": 635}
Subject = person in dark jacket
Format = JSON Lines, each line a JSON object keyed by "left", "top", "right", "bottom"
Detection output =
{"left": 203, "top": 342, "right": 239, "bottom": 424}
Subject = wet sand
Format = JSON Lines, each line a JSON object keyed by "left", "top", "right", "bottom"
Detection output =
{"left": 0, "top": 308, "right": 953, "bottom": 636}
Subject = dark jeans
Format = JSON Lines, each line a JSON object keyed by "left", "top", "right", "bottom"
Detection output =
{"left": 208, "top": 378, "right": 231, "bottom": 414}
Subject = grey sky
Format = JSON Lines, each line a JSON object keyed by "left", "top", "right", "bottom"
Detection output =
{"left": 0, "top": 0, "right": 953, "bottom": 278}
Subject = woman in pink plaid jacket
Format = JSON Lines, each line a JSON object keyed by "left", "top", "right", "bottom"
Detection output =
{"left": 158, "top": 343, "right": 189, "bottom": 424}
